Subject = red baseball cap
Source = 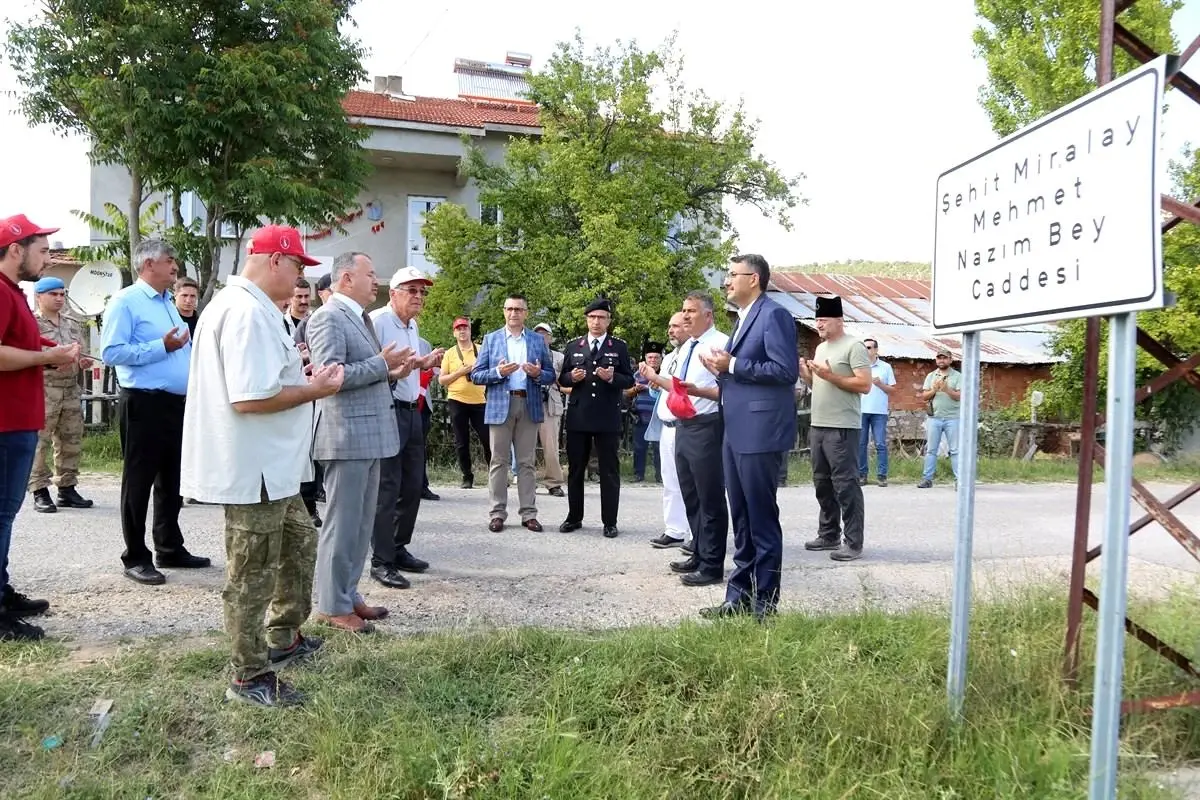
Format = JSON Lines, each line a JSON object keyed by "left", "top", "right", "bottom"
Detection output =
{"left": 247, "top": 224, "right": 319, "bottom": 266}
{"left": 453, "top": 317, "right": 470, "bottom": 329}
{"left": 0, "top": 214, "right": 60, "bottom": 249}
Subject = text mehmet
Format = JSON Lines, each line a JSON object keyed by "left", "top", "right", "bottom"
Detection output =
{"left": 938, "top": 115, "right": 1140, "bottom": 301}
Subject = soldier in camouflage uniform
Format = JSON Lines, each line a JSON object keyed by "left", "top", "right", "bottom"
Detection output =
{"left": 28, "top": 277, "right": 93, "bottom": 513}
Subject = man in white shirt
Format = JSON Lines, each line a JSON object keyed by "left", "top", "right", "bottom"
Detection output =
{"left": 858, "top": 337, "right": 896, "bottom": 487}
{"left": 646, "top": 312, "right": 691, "bottom": 550}
{"left": 180, "top": 225, "right": 343, "bottom": 708}
{"left": 368, "top": 268, "right": 444, "bottom": 589}
{"left": 641, "top": 291, "right": 729, "bottom": 586}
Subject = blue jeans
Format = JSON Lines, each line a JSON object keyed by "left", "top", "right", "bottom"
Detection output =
{"left": 0, "top": 431, "right": 39, "bottom": 592}
{"left": 858, "top": 413, "right": 889, "bottom": 479}
{"left": 922, "top": 417, "right": 960, "bottom": 481}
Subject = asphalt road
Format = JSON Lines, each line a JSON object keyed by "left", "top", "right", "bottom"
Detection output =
{"left": 8, "top": 475, "right": 1200, "bottom": 643}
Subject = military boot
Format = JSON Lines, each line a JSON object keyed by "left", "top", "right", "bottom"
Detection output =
{"left": 32, "top": 488, "right": 57, "bottom": 514}
{"left": 57, "top": 486, "right": 94, "bottom": 509}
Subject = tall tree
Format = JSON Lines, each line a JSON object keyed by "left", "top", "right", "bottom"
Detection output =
{"left": 7, "top": 0, "right": 372, "bottom": 294}
{"left": 421, "top": 33, "right": 803, "bottom": 349}
{"left": 973, "top": 0, "right": 1199, "bottom": 451}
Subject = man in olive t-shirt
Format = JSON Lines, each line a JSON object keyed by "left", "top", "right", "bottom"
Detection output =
{"left": 918, "top": 346, "right": 962, "bottom": 488}
{"left": 797, "top": 295, "right": 873, "bottom": 561}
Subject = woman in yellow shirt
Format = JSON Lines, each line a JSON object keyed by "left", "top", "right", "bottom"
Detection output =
{"left": 438, "top": 317, "right": 491, "bottom": 488}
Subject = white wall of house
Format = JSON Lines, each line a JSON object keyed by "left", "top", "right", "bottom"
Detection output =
{"left": 87, "top": 129, "right": 519, "bottom": 283}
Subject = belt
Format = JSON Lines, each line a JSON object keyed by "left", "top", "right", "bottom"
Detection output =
{"left": 121, "top": 387, "right": 183, "bottom": 398}
{"left": 509, "top": 390, "right": 527, "bottom": 397}
{"left": 393, "top": 400, "right": 418, "bottom": 410}
{"left": 660, "top": 420, "right": 677, "bottom": 428}
{"left": 677, "top": 412, "right": 721, "bottom": 428}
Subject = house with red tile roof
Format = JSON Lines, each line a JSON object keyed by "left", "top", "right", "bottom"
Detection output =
{"left": 87, "top": 53, "right": 543, "bottom": 283}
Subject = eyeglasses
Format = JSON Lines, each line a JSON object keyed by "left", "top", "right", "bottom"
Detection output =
{"left": 402, "top": 287, "right": 429, "bottom": 297}
{"left": 726, "top": 271, "right": 756, "bottom": 278}
{"left": 865, "top": 345, "right": 877, "bottom": 350}
{"left": 504, "top": 306, "right": 527, "bottom": 313}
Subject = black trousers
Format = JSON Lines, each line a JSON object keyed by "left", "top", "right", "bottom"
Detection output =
{"left": 372, "top": 404, "right": 425, "bottom": 567}
{"left": 421, "top": 404, "right": 432, "bottom": 492}
{"left": 117, "top": 389, "right": 186, "bottom": 567}
{"left": 565, "top": 429, "right": 620, "bottom": 526}
{"left": 674, "top": 414, "right": 728, "bottom": 576}
{"left": 300, "top": 460, "right": 324, "bottom": 515}
{"left": 810, "top": 426, "right": 866, "bottom": 550}
{"left": 447, "top": 399, "right": 491, "bottom": 481}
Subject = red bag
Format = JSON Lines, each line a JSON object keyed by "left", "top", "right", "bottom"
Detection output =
{"left": 666, "top": 376, "right": 697, "bottom": 419}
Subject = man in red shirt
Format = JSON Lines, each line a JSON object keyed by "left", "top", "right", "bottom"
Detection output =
{"left": 0, "top": 214, "right": 80, "bottom": 641}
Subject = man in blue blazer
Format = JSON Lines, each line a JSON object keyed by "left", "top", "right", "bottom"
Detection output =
{"left": 697, "top": 254, "right": 798, "bottom": 620}
{"left": 470, "top": 292, "right": 557, "bottom": 533}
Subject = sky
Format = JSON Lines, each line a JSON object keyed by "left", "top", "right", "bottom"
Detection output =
{"left": 1, "top": 0, "right": 1197, "bottom": 267}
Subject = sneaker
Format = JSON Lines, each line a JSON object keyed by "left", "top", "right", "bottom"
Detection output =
{"left": 649, "top": 533, "right": 685, "bottom": 549}
{"left": 877, "top": 478, "right": 888, "bottom": 487}
{"left": 225, "top": 672, "right": 305, "bottom": 707}
{"left": 0, "top": 613, "right": 45, "bottom": 642}
{"left": 857, "top": 476, "right": 868, "bottom": 486}
{"left": 830, "top": 546, "right": 863, "bottom": 562}
{"left": 917, "top": 480, "right": 933, "bottom": 488}
{"left": 804, "top": 535, "right": 840, "bottom": 551}
{"left": 268, "top": 634, "right": 324, "bottom": 670}
{"left": 1, "top": 587, "right": 50, "bottom": 618}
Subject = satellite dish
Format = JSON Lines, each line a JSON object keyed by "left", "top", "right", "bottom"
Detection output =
{"left": 69, "top": 262, "right": 123, "bottom": 316}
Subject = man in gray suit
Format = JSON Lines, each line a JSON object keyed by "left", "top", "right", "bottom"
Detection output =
{"left": 305, "top": 252, "right": 412, "bottom": 633}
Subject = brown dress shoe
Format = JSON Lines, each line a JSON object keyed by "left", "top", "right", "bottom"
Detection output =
{"left": 315, "top": 613, "right": 373, "bottom": 633}
{"left": 354, "top": 602, "right": 389, "bottom": 621}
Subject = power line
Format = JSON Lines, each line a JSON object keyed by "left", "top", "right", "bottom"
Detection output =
{"left": 396, "top": 7, "right": 449, "bottom": 72}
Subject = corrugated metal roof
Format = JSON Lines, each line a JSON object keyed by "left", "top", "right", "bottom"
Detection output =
{"left": 761, "top": 273, "right": 1063, "bottom": 365}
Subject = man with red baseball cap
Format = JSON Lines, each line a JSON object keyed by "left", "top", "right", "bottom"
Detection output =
{"left": 247, "top": 224, "right": 321, "bottom": 267}
{"left": 0, "top": 214, "right": 79, "bottom": 641}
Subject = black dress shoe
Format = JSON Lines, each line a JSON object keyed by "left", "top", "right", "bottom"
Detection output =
{"left": 32, "top": 488, "right": 56, "bottom": 514}
{"left": 603, "top": 525, "right": 619, "bottom": 538}
{"left": 670, "top": 556, "right": 699, "bottom": 573}
{"left": 310, "top": 512, "right": 322, "bottom": 529}
{"left": 699, "top": 600, "right": 753, "bottom": 620}
{"left": 559, "top": 519, "right": 582, "bottom": 533}
{"left": 124, "top": 564, "right": 166, "bottom": 585}
{"left": 548, "top": 486, "right": 564, "bottom": 497}
{"left": 680, "top": 570, "right": 723, "bottom": 587}
{"left": 1, "top": 587, "right": 49, "bottom": 617}
{"left": 370, "top": 565, "right": 411, "bottom": 589}
{"left": 395, "top": 547, "right": 429, "bottom": 573}
{"left": 156, "top": 552, "right": 211, "bottom": 569}
{"left": 422, "top": 488, "right": 440, "bottom": 501}
{"left": 57, "top": 486, "right": 93, "bottom": 508}
{"left": 461, "top": 477, "right": 473, "bottom": 489}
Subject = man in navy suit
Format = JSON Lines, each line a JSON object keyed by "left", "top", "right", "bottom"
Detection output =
{"left": 697, "top": 254, "right": 798, "bottom": 620}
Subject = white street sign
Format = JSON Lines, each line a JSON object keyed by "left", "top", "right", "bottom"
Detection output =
{"left": 931, "top": 56, "right": 1166, "bottom": 334}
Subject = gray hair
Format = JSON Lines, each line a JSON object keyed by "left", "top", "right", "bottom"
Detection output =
{"left": 331, "top": 251, "right": 367, "bottom": 282}
{"left": 684, "top": 290, "right": 714, "bottom": 313}
{"left": 132, "top": 239, "right": 176, "bottom": 272}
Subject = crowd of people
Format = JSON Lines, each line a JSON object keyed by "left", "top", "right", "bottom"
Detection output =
{"left": 0, "top": 213, "right": 965, "bottom": 708}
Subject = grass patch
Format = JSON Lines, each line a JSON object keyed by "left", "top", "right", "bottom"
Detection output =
{"left": 3, "top": 588, "right": 1200, "bottom": 798}
{"left": 80, "top": 428, "right": 1198, "bottom": 487}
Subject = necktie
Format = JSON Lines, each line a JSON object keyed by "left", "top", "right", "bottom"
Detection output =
{"left": 678, "top": 340, "right": 697, "bottom": 379}
{"left": 590, "top": 338, "right": 599, "bottom": 359}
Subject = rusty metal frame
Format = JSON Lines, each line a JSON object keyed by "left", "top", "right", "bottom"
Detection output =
{"left": 1063, "top": 0, "right": 1200, "bottom": 715}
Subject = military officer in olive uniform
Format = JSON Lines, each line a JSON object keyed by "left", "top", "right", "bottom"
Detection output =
{"left": 28, "top": 276, "right": 94, "bottom": 513}
{"left": 557, "top": 298, "right": 635, "bottom": 537}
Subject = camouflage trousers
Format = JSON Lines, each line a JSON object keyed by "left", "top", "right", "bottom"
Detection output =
{"left": 222, "top": 492, "right": 316, "bottom": 682}
{"left": 28, "top": 383, "right": 84, "bottom": 491}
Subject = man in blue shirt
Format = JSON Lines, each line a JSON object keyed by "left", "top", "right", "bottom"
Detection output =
{"left": 858, "top": 337, "right": 897, "bottom": 487}
{"left": 100, "top": 239, "right": 210, "bottom": 585}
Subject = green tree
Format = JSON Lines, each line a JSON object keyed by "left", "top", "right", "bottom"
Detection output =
{"left": 7, "top": 0, "right": 372, "bottom": 295}
{"left": 973, "top": 0, "right": 1181, "bottom": 136}
{"left": 974, "top": 0, "right": 1200, "bottom": 451}
{"left": 421, "top": 33, "right": 803, "bottom": 349}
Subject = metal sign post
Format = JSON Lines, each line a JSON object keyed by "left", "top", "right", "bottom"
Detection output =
{"left": 946, "top": 330, "right": 981, "bottom": 720}
{"left": 1088, "top": 311, "right": 1138, "bottom": 798}
{"left": 930, "top": 51, "right": 1166, "bottom": 777}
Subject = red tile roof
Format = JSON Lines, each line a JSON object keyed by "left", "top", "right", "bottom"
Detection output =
{"left": 341, "top": 90, "right": 541, "bottom": 129}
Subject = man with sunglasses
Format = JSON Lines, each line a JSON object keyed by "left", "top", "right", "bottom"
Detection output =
{"left": 368, "top": 267, "right": 444, "bottom": 590}
{"left": 858, "top": 338, "right": 896, "bottom": 487}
